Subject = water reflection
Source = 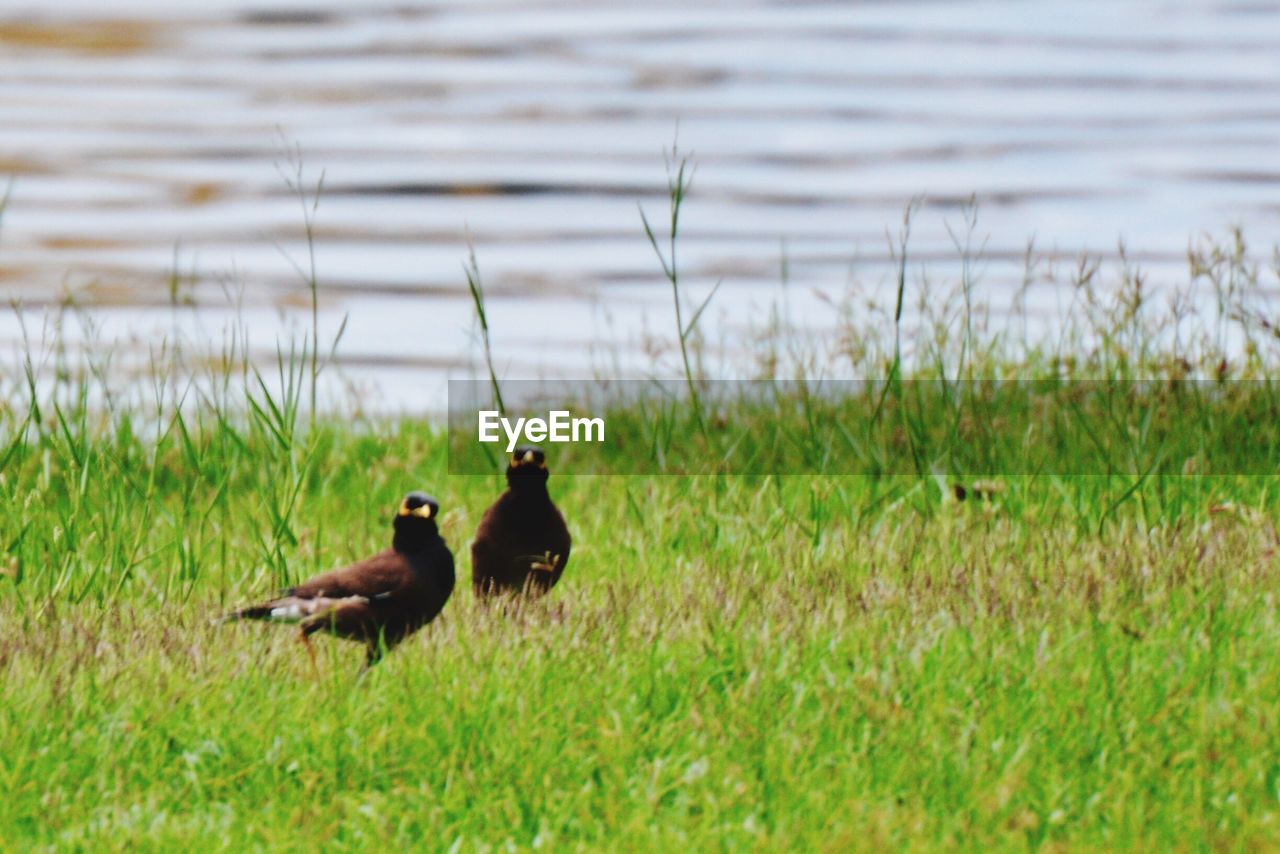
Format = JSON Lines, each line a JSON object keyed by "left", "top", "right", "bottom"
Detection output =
{"left": 1, "top": 1, "right": 1278, "bottom": 409}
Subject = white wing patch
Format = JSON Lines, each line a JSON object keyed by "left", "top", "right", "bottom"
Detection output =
{"left": 267, "top": 595, "right": 369, "bottom": 622}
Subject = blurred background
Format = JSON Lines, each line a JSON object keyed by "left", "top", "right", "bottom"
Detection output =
{"left": 1, "top": 0, "right": 1278, "bottom": 410}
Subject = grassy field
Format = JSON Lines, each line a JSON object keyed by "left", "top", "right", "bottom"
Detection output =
{"left": 6, "top": 350, "right": 1280, "bottom": 849}
{"left": 4, "top": 411, "right": 1280, "bottom": 849}
{"left": 5, "top": 178, "right": 1280, "bottom": 847}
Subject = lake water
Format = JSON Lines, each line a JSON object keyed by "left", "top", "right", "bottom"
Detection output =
{"left": 2, "top": 1, "right": 1279, "bottom": 410}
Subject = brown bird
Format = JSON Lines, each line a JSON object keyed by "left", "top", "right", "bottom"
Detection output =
{"left": 224, "top": 492, "right": 455, "bottom": 667}
{"left": 472, "top": 446, "right": 571, "bottom": 598}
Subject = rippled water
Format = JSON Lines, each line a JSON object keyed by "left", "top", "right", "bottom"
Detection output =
{"left": 2, "top": 1, "right": 1278, "bottom": 408}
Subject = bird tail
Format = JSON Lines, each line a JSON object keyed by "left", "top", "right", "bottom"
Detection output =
{"left": 214, "top": 603, "right": 275, "bottom": 625}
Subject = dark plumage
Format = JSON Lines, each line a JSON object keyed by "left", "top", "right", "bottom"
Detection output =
{"left": 224, "top": 492, "right": 455, "bottom": 666}
{"left": 471, "top": 446, "right": 571, "bottom": 598}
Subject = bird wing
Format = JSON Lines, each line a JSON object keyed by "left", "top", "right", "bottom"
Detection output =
{"left": 300, "top": 596, "right": 380, "bottom": 636}
{"left": 223, "top": 550, "right": 414, "bottom": 623}
{"left": 288, "top": 549, "right": 415, "bottom": 600}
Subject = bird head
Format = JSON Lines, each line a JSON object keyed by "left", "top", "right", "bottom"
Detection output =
{"left": 506, "top": 446, "right": 549, "bottom": 487}
{"left": 394, "top": 491, "right": 440, "bottom": 528}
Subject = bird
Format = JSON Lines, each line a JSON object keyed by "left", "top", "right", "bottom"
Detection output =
{"left": 471, "top": 446, "right": 571, "bottom": 599}
{"left": 223, "top": 492, "right": 455, "bottom": 667}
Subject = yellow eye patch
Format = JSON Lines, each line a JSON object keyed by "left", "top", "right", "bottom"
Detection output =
{"left": 511, "top": 450, "right": 547, "bottom": 468}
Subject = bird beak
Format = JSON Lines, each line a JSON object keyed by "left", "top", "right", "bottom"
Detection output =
{"left": 522, "top": 450, "right": 535, "bottom": 464}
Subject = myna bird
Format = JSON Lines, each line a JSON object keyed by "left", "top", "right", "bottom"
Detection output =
{"left": 472, "top": 446, "right": 571, "bottom": 598}
{"left": 224, "top": 492, "right": 455, "bottom": 667}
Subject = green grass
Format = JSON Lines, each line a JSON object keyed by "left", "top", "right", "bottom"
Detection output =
{"left": 5, "top": 161, "right": 1280, "bottom": 847}
{"left": 5, "top": 375, "right": 1280, "bottom": 848}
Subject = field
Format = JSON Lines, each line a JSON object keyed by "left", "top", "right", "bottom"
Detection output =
{"left": 4, "top": 194, "right": 1280, "bottom": 848}
{"left": 5, "top": 412, "right": 1280, "bottom": 849}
